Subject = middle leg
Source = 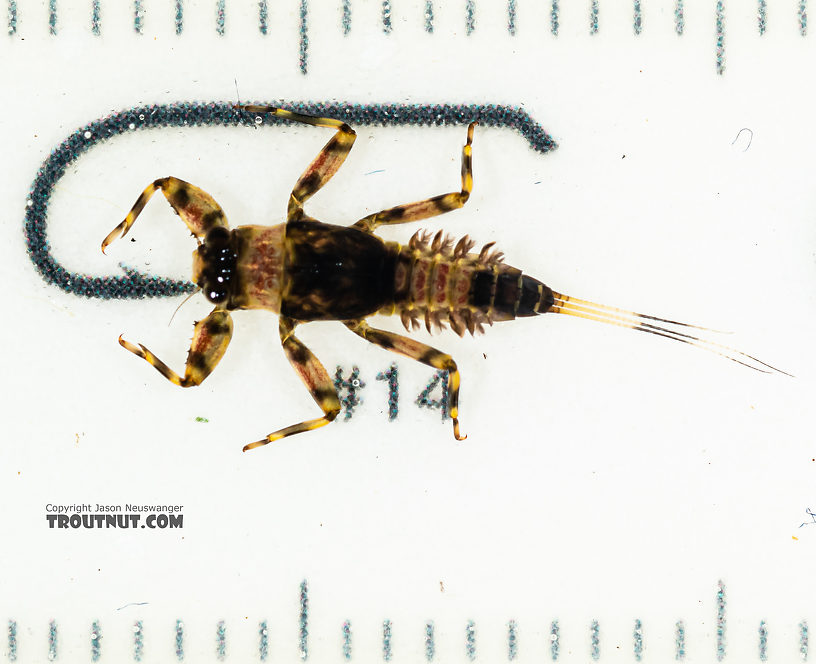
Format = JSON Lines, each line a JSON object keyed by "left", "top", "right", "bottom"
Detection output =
{"left": 235, "top": 105, "right": 357, "bottom": 222}
{"left": 243, "top": 316, "right": 341, "bottom": 452}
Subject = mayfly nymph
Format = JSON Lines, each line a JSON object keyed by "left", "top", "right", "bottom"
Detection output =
{"left": 101, "top": 105, "right": 786, "bottom": 452}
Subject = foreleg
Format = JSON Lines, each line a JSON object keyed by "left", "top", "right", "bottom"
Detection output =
{"left": 102, "top": 176, "right": 229, "bottom": 252}
{"left": 118, "top": 308, "right": 233, "bottom": 387}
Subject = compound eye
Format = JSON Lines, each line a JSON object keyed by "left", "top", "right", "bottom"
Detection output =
{"left": 206, "top": 287, "right": 228, "bottom": 304}
{"left": 197, "top": 227, "right": 236, "bottom": 305}
{"left": 205, "top": 225, "right": 230, "bottom": 248}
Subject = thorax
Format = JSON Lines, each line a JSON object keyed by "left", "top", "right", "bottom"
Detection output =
{"left": 231, "top": 223, "right": 286, "bottom": 312}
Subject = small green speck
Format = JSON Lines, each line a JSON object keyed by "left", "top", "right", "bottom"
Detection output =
{"left": 195, "top": 416, "right": 209, "bottom": 423}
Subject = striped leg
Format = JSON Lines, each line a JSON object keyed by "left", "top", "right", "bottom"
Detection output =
{"left": 353, "top": 122, "right": 476, "bottom": 233}
{"left": 243, "top": 316, "right": 341, "bottom": 452}
{"left": 236, "top": 105, "right": 357, "bottom": 222}
{"left": 102, "top": 176, "right": 229, "bottom": 252}
{"left": 118, "top": 309, "right": 233, "bottom": 387}
{"left": 344, "top": 319, "right": 466, "bottom": 440}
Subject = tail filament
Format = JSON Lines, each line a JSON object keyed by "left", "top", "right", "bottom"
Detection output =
{"left": 550, "top": 291, "right": 790, "bottom": 376}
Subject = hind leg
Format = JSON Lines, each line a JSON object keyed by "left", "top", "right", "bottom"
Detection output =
{"left": 352, "top": 122, "right": 475, "bottom": 233}
{"left": 344, "top": 319, "right": 465, "bottom": 440}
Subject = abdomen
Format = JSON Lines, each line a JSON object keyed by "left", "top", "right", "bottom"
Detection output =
{"left": 389, "top": 230, "right": 555, "bottom": 336}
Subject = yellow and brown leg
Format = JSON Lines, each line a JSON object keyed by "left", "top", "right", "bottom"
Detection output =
{"left": 243, "top": 316, "right": 341, "bottom": 452}
{"left": 102, "top": 176, "right": 229, "bottom": 252}
{"left": 235, "top": 104, "right": 357, "bottom": 222}
{"left": 352, "top": 122, "right": 476, "bottom": 233}
{"left": 344, "top": 319, "right": 465, "bottom": 440}
{"left": 118, "top": 308, "right": 233, "bottom": 387}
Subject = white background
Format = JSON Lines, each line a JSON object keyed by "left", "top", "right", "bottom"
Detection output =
{"left": 2, "top": 0, "right": 816, "bottom": 661}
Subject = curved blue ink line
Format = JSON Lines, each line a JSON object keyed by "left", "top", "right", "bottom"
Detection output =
{"left": 25, "top": 101, "right": 557, "bottom": 300}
